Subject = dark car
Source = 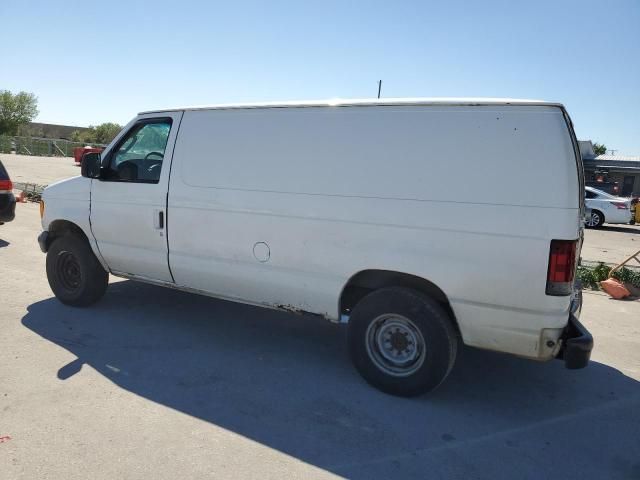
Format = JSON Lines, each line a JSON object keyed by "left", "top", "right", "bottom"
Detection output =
{"left": 0, "top": 159, "right": 16, "bottom": 224}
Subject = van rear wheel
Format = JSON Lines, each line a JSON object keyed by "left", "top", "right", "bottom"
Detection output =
{"left": 348, "top": 287, "right": 458, "bottom": 396}
{"left": 46, "top": 235, "right": 108, "bottom": 307}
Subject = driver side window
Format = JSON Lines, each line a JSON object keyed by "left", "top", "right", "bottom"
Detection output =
{"left": 104, "top": 119, "right": 172, "bottom": 183}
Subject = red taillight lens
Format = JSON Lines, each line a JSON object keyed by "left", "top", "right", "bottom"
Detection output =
{"left": 546, "top": 239, "right": 577, "bottom": 296}
{"left": 0, "top": 179, "right": 12, "bottom": 192}
{"left": 610, "top": 201, "right": 628, "bottom": 210}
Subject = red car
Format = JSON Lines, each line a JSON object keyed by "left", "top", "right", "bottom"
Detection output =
{"left": 73, "top": 146, "right": 104, "bottom": 166}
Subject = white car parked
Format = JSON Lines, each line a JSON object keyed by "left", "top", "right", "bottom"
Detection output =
{"left": 37, "top": 98, "right": 592, "bottom": 396}
{"left": 584, "top": 186, "right": 632, "bottom": 228}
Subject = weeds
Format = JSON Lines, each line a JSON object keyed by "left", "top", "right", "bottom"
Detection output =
{"left": 577, "top": 262, "right": 640, "bottom": 290}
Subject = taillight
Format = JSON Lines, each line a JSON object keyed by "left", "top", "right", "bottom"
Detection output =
{"left": 610, "top": 201, "right": 628, "bottom": 210}
{"left": 546, "top": 239, "right": 577, "bottom": 296}
{"left": 0, "top": 179, "right": 12, "bottom": 192}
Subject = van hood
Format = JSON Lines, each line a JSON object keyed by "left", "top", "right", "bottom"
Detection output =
{"left": 43, "top": 176, "right": 90, "bottom": 201}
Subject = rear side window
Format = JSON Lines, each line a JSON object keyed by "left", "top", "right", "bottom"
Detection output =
{"left": 585, "top": 190, "right": 597, "bottom": 199}
{"left": 103, "top": 119, "right": 172, "bottom": 183}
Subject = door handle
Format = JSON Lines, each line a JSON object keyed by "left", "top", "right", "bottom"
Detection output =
{"left": 153, "top": 209, "right": 164, "bottom": 229}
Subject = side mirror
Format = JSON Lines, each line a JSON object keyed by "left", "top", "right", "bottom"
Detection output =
{"left": 81, "top": 152, "right": 102, "bottom": 179}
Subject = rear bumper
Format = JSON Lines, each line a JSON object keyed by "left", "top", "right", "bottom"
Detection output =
{"left": 556, "top": 315, "right": 593, "bottom": 369}
{"left": 608, "top": 209, "right": 633, "bottom": 225}
{"left": 0, "top": 193, "right": 16, "bottom": 223}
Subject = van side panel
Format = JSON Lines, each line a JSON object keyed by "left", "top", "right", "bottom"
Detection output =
{"left": 167, "top": 105, "right": 580, "bottom": 359}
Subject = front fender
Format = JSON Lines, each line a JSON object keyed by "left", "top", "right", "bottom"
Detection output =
{"left": 40, "top": 177, "right": 108, "bottom": 270}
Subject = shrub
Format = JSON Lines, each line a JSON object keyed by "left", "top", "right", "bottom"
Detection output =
{"left": 592, "top": 262, "right": 611, "bottom": 282}
{"left": 577, "top": 266, "right": 598, "bottom": 289}
{"left": 577, "top": 263, "right": 640, "bottom": 290}
{"left": 612, "top": 267, "right": 640, "bottom": 288}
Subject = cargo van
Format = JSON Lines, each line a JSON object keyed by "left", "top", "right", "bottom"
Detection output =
{"left": 38, "top": 98, "right": 592, "bottom": 396}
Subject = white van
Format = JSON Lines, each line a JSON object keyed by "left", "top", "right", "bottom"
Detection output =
{"left": 38, "top": 98, "right": 592, "bottom": 396}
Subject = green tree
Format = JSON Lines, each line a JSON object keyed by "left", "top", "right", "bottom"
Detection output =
{"left": 70, "top": 122, "right": 122, "bottom": 145}
{"left": 70, "top": 128, "right": 95, "bottom": 143}
{"left": 0, "top": 90, "right": 39, "bottom": 135}
{"left": 593, "top": 142, "right": 607, "bottom": 156}
{"left": 70, "top": 129, "right": 87, "bottom": 142}
{"left": 93, "top": 122, "right": 122, "bottom": 144}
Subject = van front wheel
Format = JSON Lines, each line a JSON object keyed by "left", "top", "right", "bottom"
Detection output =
{"left": 46, "top": 235, "right": 108, "bottom": 307}
{"left": 348, "top": 287, "right": 458, "bottom": 397}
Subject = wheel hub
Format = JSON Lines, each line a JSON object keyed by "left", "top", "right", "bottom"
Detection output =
{"left": 56, "top": 251, "right": 82, "bottom": 291}
{"left": 366, "top": 314, "right": 426, "bottom": 377}
{"left": 389, "top": 330, "right": 410, "bottom": 352}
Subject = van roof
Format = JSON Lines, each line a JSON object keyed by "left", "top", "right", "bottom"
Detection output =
{"left": 139, "top": 97, "right": 563, "bottom": 115}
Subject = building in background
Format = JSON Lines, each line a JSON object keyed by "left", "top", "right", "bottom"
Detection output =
{"left": 17, "top": 122, "right": 90, "bottom": 140}
{"left": 579, "top": 140, "right": 640, "bottom": 197}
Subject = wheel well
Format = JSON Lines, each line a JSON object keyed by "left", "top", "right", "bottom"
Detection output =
{"left": 339, "top": 269, "right": 459, "bottom": 330}
{"left": 48, "top": 220, "right": 90, "bottom": 246}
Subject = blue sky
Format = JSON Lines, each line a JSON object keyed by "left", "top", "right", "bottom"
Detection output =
{"left": 1, "top": 0, "right": 639, "bottom": 153}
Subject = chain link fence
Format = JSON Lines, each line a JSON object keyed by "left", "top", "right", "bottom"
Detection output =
{"left": 0, "top": 135, "right": 106, "bottom": 157}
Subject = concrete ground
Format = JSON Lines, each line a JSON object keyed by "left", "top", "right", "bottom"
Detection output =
{"left": 0, "top": 153, "right": 79, "bottom": 185}
{"left": 583, "top": 223, "right": 640, "bottom": 266}
{"left": 1, "top": 203, "right": 639, "bottom": 479}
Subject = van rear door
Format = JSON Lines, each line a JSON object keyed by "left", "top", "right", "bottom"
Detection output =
{"left": 89, "top": 112, "right": 183, "bottom": 281}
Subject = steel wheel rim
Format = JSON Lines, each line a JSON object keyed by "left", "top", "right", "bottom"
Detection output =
{"left": 365, "top": 314, "right": 426, "bottom": 377}
{"left": 56, "top": 251, "right": 82, "bottom": 292}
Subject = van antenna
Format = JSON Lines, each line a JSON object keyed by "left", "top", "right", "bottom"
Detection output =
{"left": 377, "top": 80, "right": 382, "bottom": 99}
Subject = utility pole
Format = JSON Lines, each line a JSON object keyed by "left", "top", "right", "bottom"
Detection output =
{"left": 377, "top": 80, "right": 382, "bottom": 99}
{"left": 609, "top": 149, "right": 617, "bottom": 155}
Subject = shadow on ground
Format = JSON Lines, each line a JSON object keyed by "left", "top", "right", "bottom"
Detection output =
{"left": 22, "top": 281, "right": 640, "bottom": 479}
{"left": 0, "top": 238, "right": 9, "bottom": 248}
{"left": 600, "top": 225, "right": 639, "bottom": 234}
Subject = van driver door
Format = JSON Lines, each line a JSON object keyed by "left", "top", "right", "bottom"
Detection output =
{"left": 89, "top": 112, "right": 183, "bottom": 282}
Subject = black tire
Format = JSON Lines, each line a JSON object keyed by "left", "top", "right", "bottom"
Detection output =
{"left": 348, "top": 287, "right": 459, "bottom": 397}
{"left": 586, "top": 209, "right": 604, "bottom": 228}
{"left": 46, "top": 234, "right": 108, "bottom": 307}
